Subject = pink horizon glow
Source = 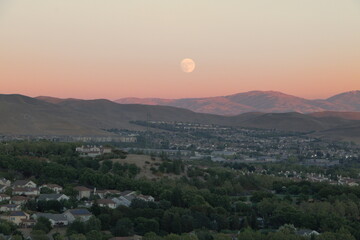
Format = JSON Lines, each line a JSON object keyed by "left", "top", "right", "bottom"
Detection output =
{"left": 1, "top": 1, "right": 359, "bottom": 100}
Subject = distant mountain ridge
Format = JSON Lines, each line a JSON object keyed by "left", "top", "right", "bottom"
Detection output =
{"left": 0, "top": 94, "right": 360, "bottom": 142}
{"left": 115, "top": 90, "right": 360, "bottom": 115}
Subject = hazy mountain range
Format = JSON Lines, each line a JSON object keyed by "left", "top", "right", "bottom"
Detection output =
{"left": 1, "top": 93, "right": 360, "bottom": 142}
{"left": 116, "top": 90, "right": 360, "bottom": 115}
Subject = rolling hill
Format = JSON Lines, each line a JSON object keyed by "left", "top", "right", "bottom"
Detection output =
{"left": 0, "top": 94, "right": 104, "bottom": 136}
{"left": 116, "top": 90, "right": 360, "bottom": 115}
{"left": 1, "top": 94, "right": 360, "bottom": 142}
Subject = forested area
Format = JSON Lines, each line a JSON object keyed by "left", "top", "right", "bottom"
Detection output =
{"left": 0, "top": 141, "right": 360, "bottom": 240}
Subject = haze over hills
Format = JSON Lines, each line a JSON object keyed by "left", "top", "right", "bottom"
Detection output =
{"left": 115, "top": 90, "right": 360, "bottom": 115}
{"left": 0, "top": 93, "right": 359, "bottom": 143}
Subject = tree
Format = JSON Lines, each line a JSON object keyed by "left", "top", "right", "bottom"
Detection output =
{"left": 86, "top": 230, "right": 103, "bottom": 240}
{"left": 67, "top": 220, "right": 85, "bottom": 235}
{"left": 30, "top": 230, "right": 50, "bottom": 240}
{"left": 112, "top": 218, "right": 134, "bottom": 236}
{"left": 69, "top": 234, "right": 86, "bottom": 240}
{"left": 213, "top": 233, "right": 231, "bottom": 240}
{"left": 0, "top": 220, "right": 16, "bottom": 235}
{"left": 278, "top": 224, "right": 297, "bottom": 234}
{"left": 85, "top": 216, "right": 102, "bottom": 232}
{"left": 164, "top": 234, "right": 182, "bottom": 240}
{"left": 10, "top": 236, "right": 22, "bottom": 240}
{"left": 144, "top": 232, "right": 164, "bottom": 240}
{"left": 33, "top": 217, "right": 52, "bottom": 233}
{"left": 134, "top": 217, "right": 159, "bottom": 235}
{"left": 237, "top": 228, "right": 263, "bottom": 240}
{"left": 53, "top": 233, "right": 65, "bottom": 240}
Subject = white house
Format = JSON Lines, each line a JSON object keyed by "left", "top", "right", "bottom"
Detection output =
{"left": 74, "top": 186, "right": 92, "bottom": 200}
{"left": 136, "top": 194, "right": 155, "bottom": 202}
{"left": 40, "top": 184, "right": 63, "bottom": 193}
{"left": 96, "top": 199, "right": 116, "bottom": 209}
{"left": 12, "top": 187, "right": 40, "bottom": 197}
{"left": 12, "top": 180, "right": 37, "bottom": 188}
{"left": 0, "top": 178, "right": 11, "bottom": 187}
{"left": 0, "top": 194, "right": 10, "bottom": 202}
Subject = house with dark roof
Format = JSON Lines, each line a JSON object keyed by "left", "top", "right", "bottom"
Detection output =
{"left": 64, "top": 209, "right": 92, "bottom": 223}
{"left": 113, "top": 195, "right": 135, "bottom": 207}
{"left": 0, "top": 194, "right": 10, "bottom": 202}
{"left": 32, "top": 212, "right": 68, "bottom": 227}
{"left": 0, "top": 211, "right": 30, "bottom": 225}
{"left": 21, "top": 218, "right": 36, "bottom": 228}
{"left": 10, "top": 196, "right": 29, "bottom": 205}
{"left": 40, "top": 184, "right": 63, "bottom": 193}
{"left": 37, "top": 194, "right": 69, "bottom": 202}
{"left": 12, "top": 180, "right": 37, "bottom": 188}
{"left": 0, "top": 204, "right": 20, "bottom": 212}
{"left": 12, "top": 187, "right": 40, "bottom": 197}
{"left": 95, "top": 199, "right": 116, "bottom": 209}
{"left": 94, "top": 189, "right": 121, "bottom": 199}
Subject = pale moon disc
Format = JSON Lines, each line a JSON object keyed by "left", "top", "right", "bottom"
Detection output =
{"left": 181, "top": 58, "right": 196, "bottom": 73}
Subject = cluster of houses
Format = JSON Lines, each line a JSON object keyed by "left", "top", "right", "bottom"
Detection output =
{"left": 0, "top": 178, "right": 155, "bottom": 229}
{"left": 75, "top": 145, "right": 112, "bottom": 157}
{"left": 273, "top": 171, "right": 360, "bottom": 187}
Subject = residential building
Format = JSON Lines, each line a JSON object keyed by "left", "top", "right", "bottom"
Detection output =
{"left": 136, "top": 194, "right": 155, "bottom": 202}
{"left": 76, "top": 145, "right": 112, "bottom": 157}
{"left": 0, "top": 211, "right": 30, "bottom": 225}
{"left": 40, "top": 184, "right": 63, "bottom": 193}
{"left": 10, "top": 196, "right": 29, "bottom": 205}
{"left": 32, "top": 213, "right": 68, "bottom": 227}
{"left": 12, "top": 187, "right": 40, "bottom": 197}
{"left": 0, "top": 194, "right": 10, "bottom": 202}
{"left": 64, "top": 209, "right": 92, "bottom": 223}
{"left": 0, "top": 204, "right": 20, "bottom": 212}
{"left": 113, "top": 195, "right": 135, "bottom": 207}
{"left": 94, "top": 189, "right": 121, "bottom": 199}
{"left": 37, "top": 194, "right": 69, "bottom": 202}
{"left": 74, "top": 186, "right": 92, "bottom": 200}
{"left": 12, "top": 180, "right": 37, "bottom": 188}
{"left": 0, "top": 178, "right": 11, "bottom": 187}
{"left": 21, "top": 219, "right": 36, "bottom": 228}
{"left": 96, "top": 199, "right": 116, "bottom": 209}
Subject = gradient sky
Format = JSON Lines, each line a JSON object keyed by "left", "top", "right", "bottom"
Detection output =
{"left": 1, "top": 0, "right": 359, "bottom": 100}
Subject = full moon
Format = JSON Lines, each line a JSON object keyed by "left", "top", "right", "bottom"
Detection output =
{"left": 181, "top": 58, "right": 196, "bottom": 73}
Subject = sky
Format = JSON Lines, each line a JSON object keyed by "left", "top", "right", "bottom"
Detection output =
{"left": 0, "top": 0, "right": 359, "bottom": 100}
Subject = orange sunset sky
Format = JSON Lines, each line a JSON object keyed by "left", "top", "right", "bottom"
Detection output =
{"left": 1, "top": 0, "right": 359, "bottom": 100}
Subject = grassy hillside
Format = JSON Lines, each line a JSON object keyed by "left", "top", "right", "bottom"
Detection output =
{"left": 2, "top": 94, "right": 360, "bottom": 142}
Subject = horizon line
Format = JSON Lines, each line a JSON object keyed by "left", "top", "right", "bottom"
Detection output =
{"left": 2, "top": 89, "right": 359, "bottom": 102}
